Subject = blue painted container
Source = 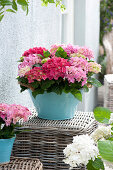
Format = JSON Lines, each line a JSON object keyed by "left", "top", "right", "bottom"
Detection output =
{"left": 29, "top": 90, "right": 82, "bottom": 120}
{"left": 0, "top": 136, "right": 16, "bottom": 164}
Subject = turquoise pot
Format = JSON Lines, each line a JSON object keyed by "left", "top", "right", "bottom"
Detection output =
{"left": 29, "top": 90, "right": 82, "bottom": 120}
{"left": 0, "top": 136, "right": 16, "bottom": 164}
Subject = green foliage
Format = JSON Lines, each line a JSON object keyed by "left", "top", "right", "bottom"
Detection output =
{"left": 93, "top": 107, "right": 112, "bottom": 124}
{"left": 87, "top": 158, "right": 104, "bottom": 170}
{"left": 19, "top": 76, "right": 84, "bottom": 101}
{"left": 43, "top": 50, "right": 50, "bottom": 58}
{"left": 55, "top": 47, "right": 68, "bottom": 59}
{"left": 41, "top": 0, "right": 65, "bottom": 11}
{"left": 88, "top": 77, "right": 102, "bottom": 87}
{"left": 98, "top": 140, "right": 113, "bottom": 162}
{"left": 71, "top": 89, "right": 82, "bottom": 101}
{"left": 0, "top": 0, "right": 29, "bottom": 21}
{"left": 0, "top": 119, "right": 21, "bottom": 139}
{"left": 83, "top": 85, "right": 89, "bottom": 92}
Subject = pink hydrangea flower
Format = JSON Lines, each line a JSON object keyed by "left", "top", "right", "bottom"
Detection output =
{"left": 0, "top": 103, "right": 31, "bottom": 126}
{"left": 88, "top": 62, "right": 101, "bottom": 73}
{"left": 23, "top": 54, "right": 42, "bottom": 65}
{"left": 65, "top": 57, "right": 88, "bottom": 85}
{"left": 25, "top": 67, "right": 47, "bottom": 83}
{"left": 63, "top": 44, "right": 79, "bottom": 56}
{"left": 77, "top": 46, "right": 94, "bottom": 60}
{"left": 22, "top": 47, "right": 47, "bottom": 57}
{"left": 42, "top": 57, "right": 70, "bottom": 80}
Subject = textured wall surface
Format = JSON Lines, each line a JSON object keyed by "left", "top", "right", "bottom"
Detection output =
{"left": 0, "top": 1, "right": 61, "bottom": 107}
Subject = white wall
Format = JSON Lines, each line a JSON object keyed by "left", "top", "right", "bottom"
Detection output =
{"left": 0, "top": 1, "right": 61, "bottom": 107}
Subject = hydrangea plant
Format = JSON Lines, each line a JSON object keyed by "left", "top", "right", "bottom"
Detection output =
{"left": 0, "top": 103, "right": 31, "bottom": 139}
{"left": 63, "top": 107, "right": 113, "bottom": 170}
{"left": 17, "top": 44, "right": 101, "bottom": 101}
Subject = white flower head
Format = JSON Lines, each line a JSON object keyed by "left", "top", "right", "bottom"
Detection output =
{"left": 63, "top": 134, "right": 98, "bottom": 169}
{"left": 91, "top": 125, "right": 111, "bottom": 142}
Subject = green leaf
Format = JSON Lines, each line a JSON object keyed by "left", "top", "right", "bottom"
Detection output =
{"left": 48, "top": 0, "right": 54, "bottom": 3}
{"left": 41, "top": 79, "right": 55, "bottom": 90}
{"left": 71, "top": 90, "right": 82, "bottom": 101}
{"left": 17, "top": 0, "right": 28, "bottom": 6}
{"left": 0, "top": 14, "right": 4, "bottom": 21}
{"left": 26, "top": 5, "right": 28, "bottom": 15}
{"left": 37, "top": 54, "right": 44, "bottom": 59}
{"left": 83, "top": 85, "right": 89, "bottom": 92}
{"left": 88, "top": 78, "right": 102, "bottom": 87}
{"left": 20, "top": 85, "right": 28, "bottom": 92}
{"left": 21, "top": 5, "right": 27, "bottom": 11}
{"left": 98, "top": 140, "right": 113, "bottom": 162}
{"left": 0, "top": 0, "right": 12, "bottom": 6}
{"left": 31, "top": 81, "right": 39, "bottom": 89}
{"left": 32, "top": 89, "right": 44, "bottom": 98}
{"left": 55, "top": 47, "right": 68, "bottom": 59}
{"left": 33, "top": 64, "right": 41, "bottom": 67}
{"left": 87, "top": 158, "right": 104, "bottom": 170}
{"left": 87, "top": 160, "right": 98, "bottom": 170}
{"left": 43, "top": 50, "right": 50, "bottom": 58}
{"left": 93, "top": 107, "right": 112, "bottom": 123}
{"left": 12, "top": 0, "right": 17, "bottom": 11}
{"left": 6, "top": 9, "right": 16, "bottom": 13}
{"left": 92, "top": 158, "right": 104, "bottom": 170}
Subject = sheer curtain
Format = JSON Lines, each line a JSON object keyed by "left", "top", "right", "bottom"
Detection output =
{"left": 0, "top": 1, "right": 61, "bottom": 107}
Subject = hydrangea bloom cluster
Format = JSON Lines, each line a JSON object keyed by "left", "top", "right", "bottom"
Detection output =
{"left": 42, "top": 57, "right": 70, "bottom": 80}
{"left": 63, "top": 134, "right": 99, "bottom": 169}
{"left": 50, "top": 44, "right": 94, "bottom": 60}
{"left": 0, "top": 103, "right": 31, "bottom": 126}
{"left": 25, "top": 67, "right": 47, "bottom": 83}
{"left": 65, "top": 57, "right": 88, "bottom": 85}
{"left": 17, "top": 44, "right": 101, "bottom": 96}
{"left": 22, "top": 47, "right": 47, "bottom": 57}
{"left": 91, "top": 125, "right": 111, "bottom": 142}
{"left": 88, "top": 62, "right": 101, "bottom": 74}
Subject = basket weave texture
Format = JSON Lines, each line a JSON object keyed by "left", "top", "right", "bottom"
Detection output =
{"left": 104, "top": 74, "right": 113, "bottom": 111}
{"left": 12, "top": 109, "right": 97, "bottom": 170}
{"left": 0, "top": 157, "right": 43, "bottom": 170}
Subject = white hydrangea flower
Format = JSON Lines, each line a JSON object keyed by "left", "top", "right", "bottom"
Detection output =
{"left": 109, "top": 113, "right": 113, "bottom": 124}
{"left": 63, "top": 134, "right": 98, "bottom": 169}
{"left": 91, "top": 125, "right": 111, "bottom": 142}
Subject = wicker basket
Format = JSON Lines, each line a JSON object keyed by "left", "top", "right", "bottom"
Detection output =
{"left": 12, "top": 109, "right": 97, "bottom": 170}
{"left": 0, "top": 156, "right": 43, "bottom": 170}
{"left": 104, "top": 74, "right": 113, "bottom": 111}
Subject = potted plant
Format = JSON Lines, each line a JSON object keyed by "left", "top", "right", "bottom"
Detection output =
{"left": 0, "top": 103, "right": 31, "bottom": 164}
{"left": 17, "top": 44, "right": 101, "bottom": 120}
{"left": 63, "top": 107, "right": 113, "bottom": 170}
